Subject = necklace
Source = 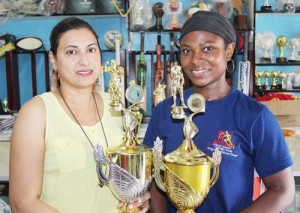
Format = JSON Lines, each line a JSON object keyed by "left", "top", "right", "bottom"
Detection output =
{"left": 58, "top": 88, "right": 109, "bottom": 149}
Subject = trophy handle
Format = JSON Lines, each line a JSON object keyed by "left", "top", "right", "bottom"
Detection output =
{"left": 94, "top": 144, "right": 110, "bottom": 186}
{"left": 209, "top": 164, "right": 220, "bottom": 188}
{"left": 209, "top": 148, "right": 222, "bottom": 187}
{"left": 154, "top": 162, "right": 166, "bottom": 192}
{"left": 96, "top": 161, "right": 110, "bottom": 186}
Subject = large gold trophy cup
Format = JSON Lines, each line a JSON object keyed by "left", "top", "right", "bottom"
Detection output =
{"left": 153, "top": 65, "right": 222, "bottom": 213}
{"left": 94, "top": 60, "right": 152, "bottom": 213}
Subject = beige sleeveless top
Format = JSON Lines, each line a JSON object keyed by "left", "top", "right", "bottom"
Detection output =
{"left": 39, "top": 92, "right": 123, "bottom": 213}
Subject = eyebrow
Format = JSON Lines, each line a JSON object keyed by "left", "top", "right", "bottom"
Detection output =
{"left": 64, "top": 43, "right": 98, "bottom": 49}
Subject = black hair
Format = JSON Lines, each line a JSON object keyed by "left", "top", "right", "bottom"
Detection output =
{"left": 50, "top": 17, "right": 100, "bottom": 56}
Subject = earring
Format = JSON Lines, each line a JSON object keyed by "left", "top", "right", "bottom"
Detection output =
{"left": 226, "top": 59, "right": 235, "bottom": 74}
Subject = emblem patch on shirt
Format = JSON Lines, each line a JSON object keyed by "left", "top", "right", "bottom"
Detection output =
{"left": 208, "top": 130, "right": 238, "bottom": 158}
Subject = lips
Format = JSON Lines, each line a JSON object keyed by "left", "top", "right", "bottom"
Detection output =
{"left": 190, "top": 68, "right": 208, "bottom": 78}
{"left": 77, "top": 69, "right": 93, "bottom": 77}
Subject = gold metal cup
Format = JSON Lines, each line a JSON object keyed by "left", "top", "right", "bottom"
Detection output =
{"left": 94, "top": 61, "right": 153, "bottom": 213}
{"left": 153, "top": 94, "right": 221, "bottom": 213}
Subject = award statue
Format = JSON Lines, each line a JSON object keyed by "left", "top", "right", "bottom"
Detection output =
{"left": 171, "top": 64, "right": 187, "bottom": 119}
{"left": 255, "top": 32, "right": 276, "bottom": 63}
{"left": 153, "top": 93, "right": 221, "bottom": 213}
{"left": 262, "top": 71, "right": 270, "bottom": 90}
{"left": 276, "top": 35, "right": 288, "bottom": 64}
{"left": 150, "top": 2, "right": 164, "bottom": 31}
{"left": 261, "top": 0, "right": 272, "bottom": 12}
{"left": 255, "top": 71, "right": 263, "bottom": 90}
{"left": 94, "top": 61, "right": 153, "bottom": 213}
{"left": 271, "top": 71, "right": 279, "bottom": 90}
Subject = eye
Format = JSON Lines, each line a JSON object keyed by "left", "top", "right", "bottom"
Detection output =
{"left": 66, "top": 50, "right": 77, "bottom": 55}
{"left": 181, "top": 48, "right": 191, "bottom": 55}
{"left": 203, "top": 46, "right": 213, "bottom": 52}
{"left": 88, "top": 47, "right": 97, "bottom": 53}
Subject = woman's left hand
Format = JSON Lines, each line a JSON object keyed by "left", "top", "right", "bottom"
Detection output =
{"left": 117, "top": 191, "right": 151, "bottom": 213}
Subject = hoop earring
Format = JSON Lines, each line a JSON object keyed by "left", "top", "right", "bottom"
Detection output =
{"left": 226, "top": 59, "right": 235, "bottom": 74}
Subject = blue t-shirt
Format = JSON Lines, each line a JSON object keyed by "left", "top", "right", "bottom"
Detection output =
{"left": 143, "top": 87, "right": 293, "bottom": 213}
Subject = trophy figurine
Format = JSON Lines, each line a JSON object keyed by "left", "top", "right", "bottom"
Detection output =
{"left": 261, "top": 0, "right": 272, "bottom": 12}
{"left": 255, "top": 32, "right": 276, "bottom": 63}
{"left": 276, "top": 35, "right": 288, "bottom": 64}
{"left": 103, "top": 60, "right": 124, "bottom": 111}
{"left": 271, "top": 71, "right": 279, "bottom": 90}
{"left": 153, "top": 93, "right": 221, "bottom": 213}
{"left": 94, "top": 61, "right": 153, "bottom": 213}
{"left": 278, "top": 71, "right": 287, "bottom": 89}
{"left": 171, "top": 64, "right": 187, "bottom": 119}
{"left": 255, "top": 71, "right": 263, "bottom": 90}
{"left": 150, "top": 2, "right": 164, "bottom": 31}
{"left": 262, "top": 71, "right": 270, "bottom": 90}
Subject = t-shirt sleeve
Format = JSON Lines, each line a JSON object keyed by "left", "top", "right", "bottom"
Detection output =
{"left": 253, "top": 107, "right": 293, "bottom": 177}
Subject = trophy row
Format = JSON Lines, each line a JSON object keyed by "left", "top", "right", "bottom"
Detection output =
{"left": 255, "top": 33, "right": 300, "bottom": 64}
{"left": 261, "top": 0, "right": 299, "bottom": 13}
{"left": 255, "top": 70, "right": 300, "bottom": 90}
{"left": 93, "top": 60, "right": 221, "bottom": 213}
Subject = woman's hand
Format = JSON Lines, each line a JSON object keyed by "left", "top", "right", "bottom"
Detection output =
{"left": 117, "top": 191, "right": 151, "bottom": 213}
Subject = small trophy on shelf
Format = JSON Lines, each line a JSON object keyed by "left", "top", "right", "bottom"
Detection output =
{"left": 262, "top": 71, "right": 271, "bottom": 90}
{"left": 278, "top": 71, "right": 287, "bottom": 89}
{"left": 276, "top": 35, "right": 288, "bottom": 64}
{"left": 255, "top": 71, "right": 263, "bottom": 90}
{"left": 261, "top": 0, "right": 272, "bottom": 12}
{"left": 255, "top": 32, "right": 276, "bottom": 63}
{"left": 153, "top": 91, "right": 221, "bottom": 213}
{"left": 150, "top": 2, "right": 164, "bottom": 31}
{"left": 271, "top": 71, "right": 279, "bottom": 90}
{"left": 94, "top": 61, "right": 153, "bottom": 213}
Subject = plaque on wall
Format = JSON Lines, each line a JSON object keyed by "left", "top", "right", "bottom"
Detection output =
{"left": 65, "top": 0, "right": 95, "bottom": 14}
{"left": 95, "top": 0, "right": 125, "bottom": 14}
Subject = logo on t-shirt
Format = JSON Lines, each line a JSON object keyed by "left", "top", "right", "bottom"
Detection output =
{"left": 208, "top": 130, "right": 238, "bottom": 158}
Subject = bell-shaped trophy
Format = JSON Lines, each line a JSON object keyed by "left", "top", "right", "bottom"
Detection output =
{"left": 94, "top": 61, "right": 153, "bottom": 213}
{"left": 153, "top": 86, "right": 222, "bottom": 212}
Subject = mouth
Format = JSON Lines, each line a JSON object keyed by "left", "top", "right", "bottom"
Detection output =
{"left": 77, "top": 69, "right": 93, "bottom": 77}
{"left": 190, "top": 68, "right": 208, "bottom": 78}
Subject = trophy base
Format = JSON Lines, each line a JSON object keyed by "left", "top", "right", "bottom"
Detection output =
{"left": 177, "top": 210, "right": 195, "bottom": 213}
{"left": 255, "top": 85, "right": 263, "bottom": 90}
{"left": 110, "top": 102, "right": 123, "bottom": 111}
{"left": 262, "top": 85, "right": 270, "bottom": 90}
{"left": 288, "top": 59, "right": 300, "bottom": 63}
{"left": 171, "top": 106, "right": 187, "bottom": 119}
{"left": 276, "top": 57, "right": 287, "bottom": 64}
{"left": 260, "top": 57, "right": 272, "bottom": 63}
{"left": 261, "top": 6, "right": 272, "bottom": 12}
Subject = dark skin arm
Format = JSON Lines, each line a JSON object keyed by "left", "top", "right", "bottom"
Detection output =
{"left": 149, "top": 181, "right": 167, "bottom": 213}
{"left": 240, "top": 167, "right": 295, "bottom": 213}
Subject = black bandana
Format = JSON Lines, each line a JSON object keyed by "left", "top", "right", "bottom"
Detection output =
{"left": 178, "top": 11, "right": 236, "bottom": 45}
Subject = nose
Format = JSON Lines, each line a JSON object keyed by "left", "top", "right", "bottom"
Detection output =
{"left": 190, "top": 51, "right": 203, "bottom": 65}
{"left": 79, "top": 52, "right": 90, "bottom": 66}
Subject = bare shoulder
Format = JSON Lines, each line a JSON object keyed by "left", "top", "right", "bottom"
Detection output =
{"left": 12, "top": 96, "right": 46, "bottom": 140}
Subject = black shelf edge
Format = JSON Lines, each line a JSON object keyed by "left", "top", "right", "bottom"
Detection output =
{"left": 256, "top": 62, "right": 300, "bottom": 66}
{"left": 256, "top": 11, "right": 300, "bottom": 14}
{"left": 255, "top": 89, "right": 300, "bottom": 93}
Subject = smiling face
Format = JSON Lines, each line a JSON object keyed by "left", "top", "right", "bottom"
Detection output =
{"left": 180, "top": 31, "right": 235, "bottom": 94}
{"left": 50, "top": 28, "right": 101, "bottom": 89}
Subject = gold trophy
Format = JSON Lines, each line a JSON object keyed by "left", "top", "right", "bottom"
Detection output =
{"left": 262, "top": 71, "right": 270, "bottom": 90}
{"left": 271, "top": 71, "right": 279, "bottom": 90}
{"left": 153, "top": 88, "right": 222, "bottom": 212}
{"left": 255, "top": 71, "right": 263, "bottom": 90}
{"left": 276, "top": 35, "right": 288, "bottom": 64}
{"left": 94, "top": 61, "right": 153, "bottom": 213}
